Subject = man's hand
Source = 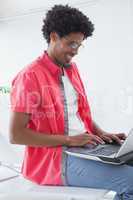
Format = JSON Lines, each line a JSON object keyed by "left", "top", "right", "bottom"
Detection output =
{"left": 66, "top": 132, "right": 105, "bottom": 147}
{"left": 98, "top": 132, "right": 127, "bottom": 145}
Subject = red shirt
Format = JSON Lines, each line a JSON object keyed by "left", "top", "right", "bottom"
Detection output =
{"left": 10, "top": 52, "right": 93, "bottom": 185}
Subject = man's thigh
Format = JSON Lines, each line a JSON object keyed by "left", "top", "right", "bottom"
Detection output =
{"left": 66, "top": 155, "right": 133, "bottom": 193}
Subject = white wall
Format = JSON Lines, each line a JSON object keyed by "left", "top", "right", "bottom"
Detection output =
{"left": 0, "top": 0, "right": 133, "bottom": 140}
{"left": 76, "top": 0, "right": 133, "bottom": 132}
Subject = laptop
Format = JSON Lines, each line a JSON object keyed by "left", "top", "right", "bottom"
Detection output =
{"left": 65, "top": 128, "right": 133, "bottom": 165}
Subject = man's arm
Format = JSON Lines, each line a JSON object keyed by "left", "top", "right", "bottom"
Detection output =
{"left": 9, "top": 112, "right": 101, "bottom": 147}
{"left": 92, "top": 120, "right": 126, "bottom": 144}
{"left": 92, "top": 121, "right": 105, "bottom": 136}
{"left": 9, "top": 112, "right": 69, "bottom": 147}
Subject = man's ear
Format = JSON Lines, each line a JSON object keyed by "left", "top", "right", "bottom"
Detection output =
{"left": 50, "top": 32, "right": 59, "bottom": 43}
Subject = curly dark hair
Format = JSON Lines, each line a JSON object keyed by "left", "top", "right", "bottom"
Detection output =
{"left": 42, "top": 4, "right": 94, "bottom": 43}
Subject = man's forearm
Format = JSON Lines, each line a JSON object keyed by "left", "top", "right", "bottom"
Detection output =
{"left": 92, "top": 121, "right": 105, "bottom": 136}
{"left": 10, "top": 127, "right": 69, "bottom": 147}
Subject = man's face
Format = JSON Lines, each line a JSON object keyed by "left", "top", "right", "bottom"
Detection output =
{"left": 50, "top": 32, "right": 84, "bottom": 66}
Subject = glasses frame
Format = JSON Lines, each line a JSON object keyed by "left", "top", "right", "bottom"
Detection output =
{"left": 63, "top": 37, "right": 84, "bottom": 50}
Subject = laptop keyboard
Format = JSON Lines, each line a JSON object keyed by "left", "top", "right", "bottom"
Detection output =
{"left": 67, "top": 144, "right": 121, "bottom": 156}
{"left": 88, "top": 145, "right": 120, "bottom": 156}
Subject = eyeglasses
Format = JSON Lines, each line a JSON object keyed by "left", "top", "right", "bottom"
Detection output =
{"left": 63, "top": 37, "right": 84, "bottom": 50}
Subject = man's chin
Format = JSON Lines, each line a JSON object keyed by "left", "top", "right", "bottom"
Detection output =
{"left": 63, "top": 62, "right": 71, "bottom": 68}
{"left": 55, "top": 58, "right": 71, "bottom": 68}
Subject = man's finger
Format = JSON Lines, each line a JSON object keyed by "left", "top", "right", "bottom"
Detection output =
{"left": 87, "top": 140, "right": 97, "bottom": 145}
{"left": 92, "top": 135, "right": 105, "bottom": 144}
{"left": 116, "top": 133, "right": 127, "bottom": 140}
{"left": 110, "top": 134, "right": 122, "bottom": 144}
{"left": 101, "top": 135, "right": 113, "bottom": 143}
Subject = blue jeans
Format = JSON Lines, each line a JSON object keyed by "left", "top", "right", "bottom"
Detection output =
{"left": 66, "top": 155, "right": 133, "bottom": 200}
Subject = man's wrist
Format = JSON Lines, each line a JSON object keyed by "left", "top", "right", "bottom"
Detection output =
{"left": 64, "top": 136, "right": 71, "bottom": 146}
{"left": 93, "top": 121, "right": 105, "bottom": 136}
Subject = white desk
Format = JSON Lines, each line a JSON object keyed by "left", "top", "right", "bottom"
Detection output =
{"left": 0, "top": 173, "right": 115, "bottom": 200}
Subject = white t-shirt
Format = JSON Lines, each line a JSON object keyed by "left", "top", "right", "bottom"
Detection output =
{"left": 62, "top": 71, "right": 87, "bottom": 136}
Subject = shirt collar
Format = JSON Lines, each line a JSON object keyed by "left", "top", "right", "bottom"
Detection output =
{"left": 39, "top": 51, "right": 72, "bottom": 75}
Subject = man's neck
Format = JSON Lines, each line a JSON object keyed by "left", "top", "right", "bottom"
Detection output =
{"left": 46, "top": 49, "right": 71, "bottom": 69}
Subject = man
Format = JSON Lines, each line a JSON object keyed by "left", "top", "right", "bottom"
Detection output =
{"left": 10, "top": 5, "right": 133, "bottom": 200}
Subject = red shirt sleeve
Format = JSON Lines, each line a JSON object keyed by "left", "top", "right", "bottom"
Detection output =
{"left": 10, "top": 71, "right": 40, "bottom": 114}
